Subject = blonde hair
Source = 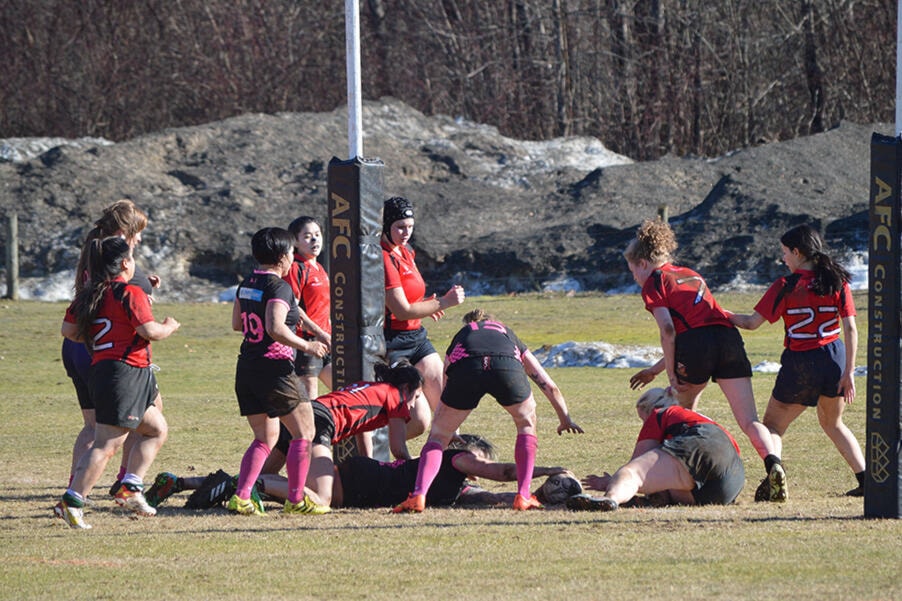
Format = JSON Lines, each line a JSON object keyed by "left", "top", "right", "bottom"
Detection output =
{"left": 635, "top": 387, "right": 678, "bottom": 415}
{"left": 623, "top": 219, "right": 677, "bottom": 265}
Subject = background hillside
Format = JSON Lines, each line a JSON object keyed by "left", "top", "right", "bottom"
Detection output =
{"left": 0, "top": 98, "right": 886, "bottom": 301}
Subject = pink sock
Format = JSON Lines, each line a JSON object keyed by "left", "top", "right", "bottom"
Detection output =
{"left": 412, "top": 441, "right": 444, "bottom": 496}
{"left": 236, "top": 440, "right": 271, "bottom": 499}
{"left": 514, "top": 433, "right": 538, "bottom": 499}
{"left": 116, "top": 465, "right": 127, "bottom": 481}
{"left": 286, "top": 438, "right": 311, "bottom": 505}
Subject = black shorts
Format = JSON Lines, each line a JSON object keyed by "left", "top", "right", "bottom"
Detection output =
{"left": 294, "top": 334, "right": 331, "bottom": 377}
{"left": 62, "top": 338, "right": 93, "bottom": 410}
{"left": 311, "top": 400, "right": 336, "bottom": 447}
{"left": 660, "top": 422, "right": 745, "bottom": 505}
{"left": 675, "top": 326, "right": 752, "bottom": 385}
{"left": 90, "top": 360, "right": 159, "bottom": 429}
{"left": 235, "top": 357, "right": 309, "bottom": 418}
{"left": 441, "top": 356, "right": 532, "bottom": 411}
{"left": 772, "top": 340, "right": 846, "bottom": 407}
{"left": 385, "top": 326, "right": 437, "bottom": 366}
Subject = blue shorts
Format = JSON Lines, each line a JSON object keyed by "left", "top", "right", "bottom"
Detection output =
{"left": 384, "top": 326, "right": 437, "bottom": 366}
{"left": 62, "top": 339, "right": 93, "bottom": 410}
{"left": 675, "top": 326, "right": 752, "bottom": 384}
{"left": 772, "top": 340, "right": 846, "bottom": 407}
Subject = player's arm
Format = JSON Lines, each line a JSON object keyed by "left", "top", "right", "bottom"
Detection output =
{"left": 727, "top": 309, "right": 766, "bottom": 330}
{"left": 387, "top": 417, "right": 412, "bottom": 460}
{"left": 296, "top": 307, "right": 331, "bottom": 349}
{"left": 61, "top": 320, "right": 81, "bottom": 342}
{"left": 452, "top": 451, "right": 568, "bottom": 482}
{"left": 385, "top": 285, "right": 465, "bottom": 321}
{"left": 521, "top": 350, "right": 583, "bottom": 434}
{"left": 136, "top": 317, "right": 180, "bottom": 341}
{"left": 651, "top": 306, "right": 681, "bottom": 391}
{"left": 630, "top": 358, "right": 664, "bottom": 390}
{"left": 266, "top": 300, "right": 326, "bottom": 357}
{"left": 839, "top": 315, "right": 857, "bottom": 404}
{"left": 231, "top": 298, "right": 243, "bottom": 332}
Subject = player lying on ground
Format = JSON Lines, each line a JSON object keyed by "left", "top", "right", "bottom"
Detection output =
{"left": 144, "top": 435, "right": 580, "bottom": 510}
{"left": 567, "top": 387, "right": 745, "bottom": 512}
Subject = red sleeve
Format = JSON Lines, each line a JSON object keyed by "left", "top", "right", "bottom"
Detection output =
{"left": 123, "top": 285, "right": 155, "bottom": 327}
{"left": 752, "top": 279, "right": 788, "bottom": 324}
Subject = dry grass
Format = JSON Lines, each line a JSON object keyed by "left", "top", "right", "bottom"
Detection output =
{"left": 0, "top": 294, "right": 899, "bottom": 601}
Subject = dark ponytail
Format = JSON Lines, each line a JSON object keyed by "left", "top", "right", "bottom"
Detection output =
{"left": 71, "top": 237, "right": 131, "bottom": 350}
{"left": 780, "top": 224, "right": 850, "bottom": 296}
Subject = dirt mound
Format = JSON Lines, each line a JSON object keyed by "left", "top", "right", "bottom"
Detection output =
{"left": 0, "top": 97, "right": 887, "bottom": 300}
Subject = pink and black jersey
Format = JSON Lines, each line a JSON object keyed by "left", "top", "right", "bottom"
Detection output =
{"left": 285, "top": 254, "right": 331, "bottom": 337}
{"left": 382, "top": 239, "right": 426, "bottom": 331}
{"left": 314, "top": 381, "right": 411, "bottom": 443}
{"left": 445, "top": 319, "right": 528, "bottom": 367}
{"left": 753, "top": 269, "right": 856, "bottom": 352}
{"left": 641, "top": 263, "right": 733, "bottom": 334}
{"left": 64, "top": 277, "right": 155, "bottom": 368}
{"left": 638, "top": 405, "right": 741, "bottom": 455}
{"left": 236, "top": 270, "right": 299, "bottom": 361}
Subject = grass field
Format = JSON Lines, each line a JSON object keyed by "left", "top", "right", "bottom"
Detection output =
{"left": 1, "top": 292, "right": 899, "bottom": 601}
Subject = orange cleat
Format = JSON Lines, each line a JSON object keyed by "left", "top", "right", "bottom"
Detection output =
{"left": 392, "top": 493, "right": 426, "bottom": 513}
{"left": 512, "top": 494, "right": 544, "bottom": 511}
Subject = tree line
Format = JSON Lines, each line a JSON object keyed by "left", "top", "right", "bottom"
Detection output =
{"left": 0, "top": 0, "right": 894, "bottom": 160}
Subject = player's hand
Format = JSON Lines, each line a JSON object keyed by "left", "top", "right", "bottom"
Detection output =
{"left": 305, "top": 341, "right": 328, "bottom": 358}
{"left": 557, "top": 417, "right": 584, "bottom": 435}
{"left": 582, "top": 473, "right": 612, "bottom": 492}
{"left": 442, "top": 285, "right": 465, "bottom": 309}
{"left": 147, "top": 274, "right": 162, "bottom": 289}
{"left": 163, "top": 317, "right": 180, "bottom": 332}
{"left": 629, "top": 368, "right": 657, "bottom": 390}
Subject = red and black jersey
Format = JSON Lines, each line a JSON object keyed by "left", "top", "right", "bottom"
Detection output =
{"left": 63, "top": 277, "right": 155, "bottom": 368}
{"left": 382, "top": 238, "right": 426, "bottom": 331}
{"left": 445, "top": 319, "right": 528, "bottom": 367}
{"left": 753, "top": 269, "right": 856, "bottom": 351}
{"left": 315, "top": 381, "right": 411, "bottom": 443}
{"left": 284, "top": 254, "right": 331, "bottom": 337}
{"left": 641, "top": 263, "right": 733, "bottom": 334}
{"left": 638, "top": 405, "right": 741, "bottom": 455}
{"left": 236, "top": 270, "right": 299, "bottom": 361}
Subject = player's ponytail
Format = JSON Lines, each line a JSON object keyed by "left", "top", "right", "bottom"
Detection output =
{"left": 780, "top": 224, "right": 850, "bottom": 296}
{"left": 72, "top": 237, "right": 132, "bottom": 350}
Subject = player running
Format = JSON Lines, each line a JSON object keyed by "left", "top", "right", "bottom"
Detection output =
{"left": 727, "top": 224, "right": 865, "bottom": 498}
{"left": 55, "top": 236, "right": 179, "bottom": 529}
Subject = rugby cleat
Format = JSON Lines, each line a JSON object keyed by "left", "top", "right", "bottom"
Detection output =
{"left": 512, "top": 494, "right": 544, "bottom": 511}
{"left": 753, "top": 477, "right": 770, "bottom": 502}
{"left": 767, "top": 463, "right": 788, "bottom": 503}
{"left": 226, "top": 494, "right": 264, "bottom": 516}
{"left": 185, "top": 470, "right": 234, "bottom": 509}
{"left": 144, "top": 472, "right": 183, "bottom": 508}
{"left": 114, "top": 483, "right": 157, "bottom": 517}
{"left": 565, "top": 493, "right": 619, "bottom": 512}
{"left": 392, "top": 493, "right": 426, "bottom": 513}
{"left": 283, "top": 495, "right": 331, "bottom": 515}
{"left": 54, "top": 496, "right": 92, "bottom": 530}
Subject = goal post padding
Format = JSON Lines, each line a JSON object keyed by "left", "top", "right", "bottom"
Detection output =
{"left": 327, "top": 157, "right": 386, "bottom": 464}
{"left": 866, "top": 133, "right": 902, "bottom": 518}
